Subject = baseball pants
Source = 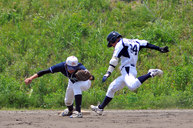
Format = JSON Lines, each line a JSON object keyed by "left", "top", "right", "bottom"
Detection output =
{"left": 106, "top": 66, "right": 142, "bottom": 98}
{"left": 64, "top": 79, "right": 91, "bottom": 106}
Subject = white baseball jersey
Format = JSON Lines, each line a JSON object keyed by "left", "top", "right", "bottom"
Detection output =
{"left": 113, "top": 38, "right": 148, "bottom": 70}
{"left": 105, "top": 38, "right": 162, "bottom": 98}
{"left": 106, "top": 38, "right": 148, "bottom": 97}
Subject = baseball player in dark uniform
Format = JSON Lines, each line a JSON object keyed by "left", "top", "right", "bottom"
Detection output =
{"left": 25, "top": 56, "right": 94, "bottom": 118}
{"left": 91, "top": 31, "right": 169, "bottom": 115}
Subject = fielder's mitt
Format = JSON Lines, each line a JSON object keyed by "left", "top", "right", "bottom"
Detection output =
{"left": 75, "top": 70, "right": 92, "bottom": 81}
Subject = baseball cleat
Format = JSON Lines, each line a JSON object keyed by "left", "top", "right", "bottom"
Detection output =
{"left": 69, "top": 111, "right": 83, "bottom": 118}
{"left": 90, "top": 105, "right": 103, "bottom": 115}
{"left": 148, "top": 69, "right": 163, "bottom": 77}
{"left": 59, "top": 108, "right": 74, "bottom": 116}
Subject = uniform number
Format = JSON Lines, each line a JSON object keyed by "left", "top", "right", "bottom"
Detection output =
{"left": 130, "top": 44, "right": 138, "bottom": 55}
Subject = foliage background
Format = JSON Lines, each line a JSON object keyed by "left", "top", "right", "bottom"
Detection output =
{"left": 0, "top": 0, "right": 192, "bottom": 109}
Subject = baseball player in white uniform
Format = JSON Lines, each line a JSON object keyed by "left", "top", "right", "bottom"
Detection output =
{"left": 91, "top": 31, "right": 169, "bottom": 115}
{"left": 25, "top": 56, "right": 94, "bottom": 118}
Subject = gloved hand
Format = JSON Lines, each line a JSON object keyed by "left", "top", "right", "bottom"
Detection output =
{"left": 160, "top": 46, "right": 169, "bottom": 53}
{"left": 102, "top": 72, "right": 111, "bottom": 82}
{"left": 75, "top": 70, "right": 92, "bottom": 81}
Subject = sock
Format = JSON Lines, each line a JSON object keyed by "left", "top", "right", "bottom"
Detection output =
{"left": 138, "top": 72, "right": 151, "bottom": 83}
{"left": 67, "top": 104, "right": 74, "bottom": 112}
{"left": 98, "top": 96, "right": 112, "bottom": 109}
{"left": 75, "top": 94, "right": 82, "bottom": 113}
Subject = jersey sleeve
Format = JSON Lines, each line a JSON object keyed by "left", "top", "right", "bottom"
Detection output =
{"left": 50, "top": 62, "right": 65, "bottom": 73}
{"left": 136, "top": 39, "right": 161, "bottom": 51}
{"left": 136, "top": 39, "right": 148, "bottom": 47}
{"left": 37, "top": 68, "right": 51, "bottom": 77}
{"left": 78, "top": 63, "right": 87, "bottom": 70}
{"left": 113, "top": 41, "right": 124, "bottom": 58}
{"left": 138, "top": 39, "right": 160, "bottom": 51}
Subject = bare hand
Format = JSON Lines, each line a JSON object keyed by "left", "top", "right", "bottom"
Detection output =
{"left": 25, "top": 78, "right": 32, "bottom": 85}
{"left": 89, "top": 75, "right": 95, "bottom": 80}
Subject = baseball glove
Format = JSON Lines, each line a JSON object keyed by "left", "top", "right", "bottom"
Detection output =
{"left": 75, "top": 70, "right": 92, "bottom": 81}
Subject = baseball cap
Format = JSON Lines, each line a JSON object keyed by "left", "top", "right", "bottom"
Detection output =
{"left": 66, "top": 56, "right": 79, "bottom": 71}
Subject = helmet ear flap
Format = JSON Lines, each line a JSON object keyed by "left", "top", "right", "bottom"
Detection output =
{"left": 107, "top": 31, "right": 122, "bottom": 47}
{"left": 107, "top": 35, "right": 117, "bottom": 47}
{"left": 111, "top": 35, "right": 118, "bottom": 43}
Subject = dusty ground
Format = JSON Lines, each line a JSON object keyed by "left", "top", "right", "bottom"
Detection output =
{"left": 0, "top": 109, "right": 193, "bottom": 128}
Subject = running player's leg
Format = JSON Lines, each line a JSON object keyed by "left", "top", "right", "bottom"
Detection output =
{"left": 124, "top": 74, "right": 142, "bottom": 91}
{"left": 91, "top": 76, "right": 125, "bottom": 115}
{"left": 122, "top": 66, "right": 142, "bottom": 91}
{"left": 137, "top": 69, "right": 163, "bottom": 83}
{"left": 124, "top": 68, "right": 163, "bottom": 90}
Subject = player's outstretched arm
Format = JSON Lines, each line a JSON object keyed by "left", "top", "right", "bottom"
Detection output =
{"left": 144, "top": 43, "right": 169, "bottom": 53}
{"left": 24, "top": 68, "right": 51, "bottom": 85}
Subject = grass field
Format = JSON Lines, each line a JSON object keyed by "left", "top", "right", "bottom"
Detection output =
{"left": 0, "top": 0, "right": 192, "bottom": 109}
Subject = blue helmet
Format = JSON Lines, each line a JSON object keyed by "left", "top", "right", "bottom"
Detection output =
{"left": 107, "top": 31, "right": 122, "bottom": 47}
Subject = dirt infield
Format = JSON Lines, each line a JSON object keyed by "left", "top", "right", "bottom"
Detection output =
{"left": 0, "top": 109, "right": 193, "bottom": 128}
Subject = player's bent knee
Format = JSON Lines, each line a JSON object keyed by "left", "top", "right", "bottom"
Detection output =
{"left": 64, "top": 99, "right": 73, "bottom": 106}
{"left": 127, "top": 83, "right": 141, "bottom": 91}
{"left": 65, "top": 102, "right": 73, "bottom": 106}
{"left": 128, "top": 87, "right": 137, "bottom": 91}
{"left": 126, "top": 79, "right": 141, "bottom": 91}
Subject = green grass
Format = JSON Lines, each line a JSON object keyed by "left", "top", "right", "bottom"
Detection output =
{"left": 0, "top": 0, "right": 192, "bottom": 109}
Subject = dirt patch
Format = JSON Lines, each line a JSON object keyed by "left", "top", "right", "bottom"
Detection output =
{"left": 0, "top": 109, "right": 193, "bottom": 128}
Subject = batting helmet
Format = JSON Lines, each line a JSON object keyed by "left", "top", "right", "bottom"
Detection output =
{"left": 107, "top": 31, "right": 122, "bottom": 47}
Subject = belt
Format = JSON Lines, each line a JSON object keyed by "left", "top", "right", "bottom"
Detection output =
{"left": 130, "top": 64, "right": 135, "bottom": 67}
{"left": 121, "top": 64, "right": 135, "bottom": 71}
